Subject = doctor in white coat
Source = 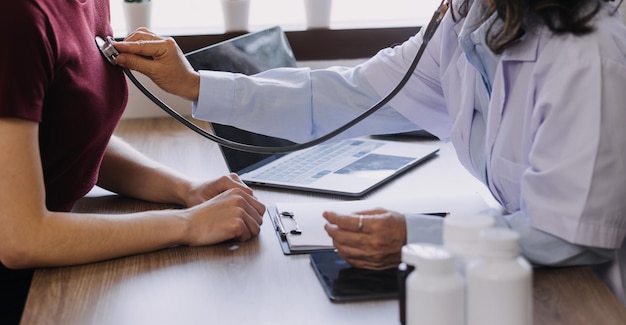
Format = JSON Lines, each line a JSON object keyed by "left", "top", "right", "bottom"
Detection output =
{"left": 114, "top": 0, "right": 626, "bottom": 303}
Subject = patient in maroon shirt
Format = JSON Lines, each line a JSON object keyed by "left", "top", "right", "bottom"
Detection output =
{"left": 0, "top": 1, "right": 266, "bottom": 324}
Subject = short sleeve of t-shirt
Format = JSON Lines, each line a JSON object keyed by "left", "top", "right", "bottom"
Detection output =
{"left": 0, "top": 2, "right": 51, "bottom": 121}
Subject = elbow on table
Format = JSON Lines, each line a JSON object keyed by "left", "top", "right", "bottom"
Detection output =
{"left": 0, "top": 236, "right": 42, "bottom": 270}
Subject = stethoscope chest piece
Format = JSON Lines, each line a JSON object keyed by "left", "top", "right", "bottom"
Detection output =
{"left": 95, "top": 36, "right": 120, "bottom": 65}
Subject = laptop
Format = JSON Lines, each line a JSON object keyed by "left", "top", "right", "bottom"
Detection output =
{"left": 185, "top": 26, "right": 439, "bottom": 197}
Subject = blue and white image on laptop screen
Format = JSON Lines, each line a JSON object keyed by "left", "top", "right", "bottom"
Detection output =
{"left": 247, "top": 139, "right": 415, "bottom": 184}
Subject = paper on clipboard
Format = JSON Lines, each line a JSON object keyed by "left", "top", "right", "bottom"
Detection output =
{"left": 271, "top": 192, "right": 491, "bottom": 254}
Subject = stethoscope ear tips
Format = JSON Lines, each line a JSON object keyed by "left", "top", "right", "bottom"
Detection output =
{"left": 95, "top": 36, "right": 120, "bottom": 65}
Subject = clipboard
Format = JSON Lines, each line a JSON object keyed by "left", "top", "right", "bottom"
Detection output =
{"left": 268, "top": 206, "right": 335, "bottom": 255}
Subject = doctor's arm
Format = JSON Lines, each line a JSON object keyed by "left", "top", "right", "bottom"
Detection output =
{"left": 324, "top": 208, "right": 613, "bottom": 270}
{"left": 344, "top": 209, "right": 616, "bottom": 269}
{"left": 403, "top": 212, "right": 615, "bottom": 266}
{"left": 113, "top": 29, "right": 421, "bottom": 144}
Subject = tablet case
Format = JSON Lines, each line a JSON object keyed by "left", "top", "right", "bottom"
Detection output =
{"left": 309, "top": 251, "right": 399, "bottom": 302}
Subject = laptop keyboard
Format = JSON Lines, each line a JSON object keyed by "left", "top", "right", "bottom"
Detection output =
{"left": 252, "top": 139, "right": 384, "bottom": 184}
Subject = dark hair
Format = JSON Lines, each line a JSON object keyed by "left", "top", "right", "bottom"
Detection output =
{"left": 453, "top": 0, "right": 618, "bottom": 53}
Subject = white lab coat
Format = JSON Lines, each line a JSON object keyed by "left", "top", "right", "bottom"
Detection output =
{"left": 359, "top": 1, "right": 626, "bottom": 302}
{"left": 362, "top": 1, "right": 626, "bottom": 249}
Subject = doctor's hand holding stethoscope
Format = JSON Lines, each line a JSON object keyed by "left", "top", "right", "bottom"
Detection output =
{"left": 115, "top": 29, "right": 202, "bottom": 103}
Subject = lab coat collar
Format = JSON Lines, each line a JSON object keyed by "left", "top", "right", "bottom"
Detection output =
{"left": 499, "top": 26, "right": 541, "bottom": 63}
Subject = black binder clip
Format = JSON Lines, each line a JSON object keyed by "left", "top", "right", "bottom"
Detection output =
{"left": 274, "top": 210, "right": 303, "bottom": 239}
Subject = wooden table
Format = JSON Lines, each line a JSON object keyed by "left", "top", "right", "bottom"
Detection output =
{"left": 21, "top": 117, "right": 626, "bottom": 324}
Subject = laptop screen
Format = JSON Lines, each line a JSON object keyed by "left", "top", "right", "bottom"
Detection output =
{"left": 184, "top": 26, "right": 298, "bottom": 172}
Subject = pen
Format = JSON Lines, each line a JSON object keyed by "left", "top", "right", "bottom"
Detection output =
{"left": 403, "top": 212, "right": 450, "bottom": 218}
{"left": 425, "top": 212, "right": 449, "bottom": 218}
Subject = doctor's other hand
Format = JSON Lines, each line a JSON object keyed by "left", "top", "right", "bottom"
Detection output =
{"left": 323, "top": 209, "right": 407, "bottom": 270}
{"left": 113, "top": 28, "right": 200, "bottom": 102}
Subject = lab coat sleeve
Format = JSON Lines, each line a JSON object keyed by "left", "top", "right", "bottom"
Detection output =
{"left": 359, "top": 11, "right": 455, "bottom": 141}
{"left": 405, "top": 212, "right": 614, "bottom": 266}
{"left": 192, "top": 65, "right": 419, "bottom": 144}
{"left": 405, "top": 214, "right": 444, "bottom": 245}
{"left": 501, "top": 211, "right": 615, "bottom": 266}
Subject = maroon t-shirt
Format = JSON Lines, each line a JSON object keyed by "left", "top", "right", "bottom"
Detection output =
{"left": 0, "top": 0, "right": 128, "bottom": 211}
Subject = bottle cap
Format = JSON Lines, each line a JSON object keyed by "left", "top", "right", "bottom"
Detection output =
{"left": 443, "top": 212, "right": 496, "bottom": 244}
{"left": 401, "top": 243, "right": 455, "bottom": 274}
{"left": 478, "top": 228, "right": 521, "bottom": 258}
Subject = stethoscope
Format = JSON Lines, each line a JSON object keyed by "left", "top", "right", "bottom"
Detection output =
{"left": 96, "top": 0, "right": 448, "bottom": 154}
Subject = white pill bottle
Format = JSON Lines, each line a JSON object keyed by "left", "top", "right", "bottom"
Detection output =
{"left": 443, "top": 212, "right": 495, "bottom": 274}
{"left": 404, "top": 243, "right": 465, "bottom": 325}
{"left": 466, "top": 228, "right": 532, "bottom": 325}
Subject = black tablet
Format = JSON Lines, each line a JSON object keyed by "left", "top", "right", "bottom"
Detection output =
{"left": 309, "top": 250, "right": 399, "bottom": 302}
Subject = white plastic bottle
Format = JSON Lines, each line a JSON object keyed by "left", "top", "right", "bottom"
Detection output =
{"left": 443, "top": 212, "right": 496, "bottom": 274}
{"left": 466, "top": 228, "right": 532, "bottom": 325}
{"left": 404, "top": 243, "right": 465, "bottom": 325}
